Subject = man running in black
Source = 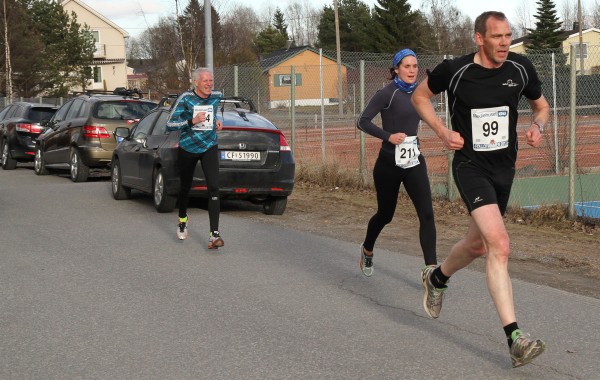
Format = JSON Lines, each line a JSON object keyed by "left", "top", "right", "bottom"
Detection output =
{"left": 412, "top": 11, "right": 550, "bottom": 368}
{"left": 357, "top": 49, "right": 437, "bottom": 277}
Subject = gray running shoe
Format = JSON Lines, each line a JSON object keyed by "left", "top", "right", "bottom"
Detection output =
{"left": 177, "top": 221, "right": 188, "bottom": 240}
{"left": 359, "top": 245, "right": 373, "bottom": 277}
{"left": 208, "top": 231, "right": 224, "bottom": 249}
{"left": 510, "top": 332, "right": 546, "bottom": 368}
{"left": 421, "top": 265, "right": 447, "bottom": 319}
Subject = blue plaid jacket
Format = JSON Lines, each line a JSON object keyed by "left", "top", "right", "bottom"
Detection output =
{"left": 166, "top": 90, "right": 222, "bottom": 153}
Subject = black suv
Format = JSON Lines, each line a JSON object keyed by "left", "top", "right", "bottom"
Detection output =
{"left": 0, "top": 102, "right": 58, "bottom": 170}
{"left": 34, "top": 89, "right": 156, "bottom": 182}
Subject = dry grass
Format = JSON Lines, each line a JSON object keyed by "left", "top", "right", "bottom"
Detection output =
{"left": 296, "top": 162, "right": 598, "bottom": 236}
{"left": 296, "top": 162, "right": 373, "bottom": 190}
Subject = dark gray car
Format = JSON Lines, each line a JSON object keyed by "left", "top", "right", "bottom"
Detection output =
{"left": 110, "top": 97, "right": 295, "bottom": 215}
{"left": 0, "top": 102, "right": 58, "bottom": 170}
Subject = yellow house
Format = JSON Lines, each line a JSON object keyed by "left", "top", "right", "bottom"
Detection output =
{"left": 510, "top": 26, "right": 600, "bottom": 74}
{"left": 62, "top": 0, "right": 129, "bottom": 91}
{"left": 260, "top": 46, "right": 348, "bottom": 108}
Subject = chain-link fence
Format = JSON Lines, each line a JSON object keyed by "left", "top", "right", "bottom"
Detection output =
{"left": 3, "top": 48, "right": 599, "bottom": 218}
{"left": 212, "top": 48, "right": 600, "bottom": 218}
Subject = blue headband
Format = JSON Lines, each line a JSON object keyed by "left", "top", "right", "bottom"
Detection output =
{"left": 393, "top": 49, "right": 416, "bottom": 67}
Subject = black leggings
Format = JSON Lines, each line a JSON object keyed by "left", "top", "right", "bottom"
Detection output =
{"left": 177, "top": 145, "right": 220, "bottom": 232}
{"left": 363, "top": 153, "right": 437, "bottom": 266}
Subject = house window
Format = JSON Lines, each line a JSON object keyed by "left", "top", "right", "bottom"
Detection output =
{"left": 275, "top": 74, "right": 302, "bottom": 87}
{"left": 92, "top": 66, "right": 102, "bottom": 83}
{"left": 574, "top": 43, "right": 588, "bottom": 59}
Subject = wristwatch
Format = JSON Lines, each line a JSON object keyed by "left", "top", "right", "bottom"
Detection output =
{"left": 532, "top": 121, "right": 544, "bottom": 133}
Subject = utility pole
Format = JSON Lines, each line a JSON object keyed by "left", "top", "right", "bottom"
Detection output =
{"left": 204, "top": 0, "right": 213, "bottom": 73}
{"left": 3, "top": 0, "right": 13, "bottom": 103}
{"left": 578, "top": 0, "right": 584, "bottom": 74}
{"left": 333, "top": 0, "right": 343, "bottom": 116}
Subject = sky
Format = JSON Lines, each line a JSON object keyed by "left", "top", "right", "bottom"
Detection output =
{"left": 80, "top": 0, "right": 573, "bottom": 38}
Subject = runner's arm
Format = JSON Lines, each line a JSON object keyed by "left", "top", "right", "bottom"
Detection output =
{"left": 525, "top": 95, "right": 550, "bottom": 147}
{"left": 412, "top": 81, "right": 463, "bottom": 150}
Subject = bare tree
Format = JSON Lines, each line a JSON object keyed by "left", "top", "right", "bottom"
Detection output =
{"left": 560, "top": 0, "right": 579, "bottom": 30}
{"left": 514, "top": 0, "right": 533, "bottom": 38}
{"left": 591, "top": 0, "right": 600, "bottom": 27}
{"left": 3, "top": 0, "right": 12, "bottom": 102}
{"left": 219, "top": 5, "right": 261, "bottom": 64}
{"left": 285, "top": 0, "right": 321, "bottom": 46}
{"left": 420, "top": 0, "right": 474, "bottom": 54}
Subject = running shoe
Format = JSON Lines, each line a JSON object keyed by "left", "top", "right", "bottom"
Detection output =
{"left": 208, "top": 231, "right": 224, "bottom": 249}
{"left": 359, "top": 244, "right": 373, "bottom": 277}
{"left": 177, "top": 220, "right": 188, "bottom": 240}
{"left": 510, "top": 331, "right": 546, "bottom": 368}
{"left": 421, "top": 265, "right": 447, "bottom": 319}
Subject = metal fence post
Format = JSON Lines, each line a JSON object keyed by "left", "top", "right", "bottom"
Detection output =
{"left": 234, "top": 66, "right": 238, "bottom": 97}
{"left": 569, "top": 45, "right": 577, "bottom": 219}
{"left": 319, "top": 49, "right": 325, "bottom": 162}
{"left": 552, "top": 53, "right": 559, "bottom": 174}
{"left": 359, "top": 60, "right": 366, "bottom": 183}
{"left": 290, "top": 65, "right": 296, "bottom": 153}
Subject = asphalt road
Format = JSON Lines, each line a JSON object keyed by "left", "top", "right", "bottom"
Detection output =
{"left": 1, "top": 168, "right": 598, "bottom": 379}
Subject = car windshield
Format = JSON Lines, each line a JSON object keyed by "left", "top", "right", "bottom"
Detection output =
{"left": 28, "top": 108, "right": 56, "bottom": 123}
{"left": 94, "top": 101, "right": 156, "bottom": 120}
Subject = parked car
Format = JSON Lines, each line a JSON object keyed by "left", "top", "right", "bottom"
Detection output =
{"left": 110, "top": 96, "right": 295, "bottom": 215}
{"left": 34, "top": 89, "right": 157, "bottom": 182}
{"left": 1, "top": 102, "right": 58, "bottom": 170}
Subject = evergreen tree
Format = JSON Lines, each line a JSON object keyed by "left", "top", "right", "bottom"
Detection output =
{"left": 370, "top": 0, "right": 423, "bottom": 53}
{"left": 255, "top": 8, "right": 293, "bottom": 55}
{"left": 177, "top": 0, "right": 223, "bottom": 82}
{"left": 273, "top": 8, "right": 289, "bottom": 41}
{"left": 255, "top": 25, "right": 287, "bottom": 55}
{"left": 525, "top": 0, "right": 568, "bottom": 76}
{"left": 526, "top": 0, "right": 565, "bottom": 51}
{"left": 316, "top": 0, "right": 373, "bottom": 52}
{"left": 6, "top": 0, "right": 95, "bottom": 97}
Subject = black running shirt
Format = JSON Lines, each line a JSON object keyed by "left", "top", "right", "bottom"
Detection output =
{"left": 427, "top": 52, "right": 543, "bottom": 171}
{"left": 357, "top": 81, "right": 421, "bottom": 160}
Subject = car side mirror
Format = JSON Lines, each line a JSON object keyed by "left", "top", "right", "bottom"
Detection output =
{"left": 114, "top": 127, "right": 130, "bottom": 143}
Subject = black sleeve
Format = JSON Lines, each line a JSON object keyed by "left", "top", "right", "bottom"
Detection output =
{"left": 357, "top": 87, "right": 392, "bottom": 142}
{"left": 426, "top": 59, "right": 452, "bottom": 95}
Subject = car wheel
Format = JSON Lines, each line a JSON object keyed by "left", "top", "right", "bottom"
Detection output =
{"left": 70, "top": 148, "right": 89, "bottom": 182}
{"left": 263, "top": 196, "right": 288, "bottom": 215}
{"left": 34, "top": 146, "right": 49, "bottom": 175}
{"left": 111, "top": 159, "right": 131, "bottom": 200}
{"left": 153, "top": 168, "right": 176, "bottom": 213}
{"left": 1, "top": 139, "right": 17, "bottom": 170}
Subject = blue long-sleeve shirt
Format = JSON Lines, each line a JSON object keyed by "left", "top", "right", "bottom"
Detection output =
{"left": 166, "top": 90, "right": 222, "bottom": 153}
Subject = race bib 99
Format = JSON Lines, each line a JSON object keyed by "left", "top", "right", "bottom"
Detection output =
{"left": 471, "top": 106, "right": 509, "bottom": 151}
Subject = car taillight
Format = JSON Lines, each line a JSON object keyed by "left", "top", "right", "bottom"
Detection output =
{"left": 83, "top": 125, "right": 111, "bottom": 138}
{"left": 16, "top": 123, "right": 43, "bottom": 133}
{"left": 279, "top": 133, "right": 291, "bottom": 151}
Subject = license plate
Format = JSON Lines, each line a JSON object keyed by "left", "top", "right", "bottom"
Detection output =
{"left": 220, "top": 151, "right": 260, "bottom": 161}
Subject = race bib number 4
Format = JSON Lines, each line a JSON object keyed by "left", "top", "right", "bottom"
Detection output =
{"left": 471, "top": 106, "right": 509, "bottom": 151}
{"left": 395, "top": 136, "right": 420, "bottom": 169}
{"left": 192, "top": 105, "right": 214, "bottom": 131}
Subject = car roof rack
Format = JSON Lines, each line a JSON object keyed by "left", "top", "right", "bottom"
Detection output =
{"left": 157, "top": 94, "right": 257, "bottom": 113}
{"left": 70, "top": 88, "right": 146, "bottom": 99}
{"left": 221, "top": 96, "right": 256, "bottom": 113}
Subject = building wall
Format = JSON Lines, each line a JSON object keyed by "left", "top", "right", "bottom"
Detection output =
{"left": 268, "top": 51, "right": 347, "bottom": 106}
{"left": 561, "top": 30, "right": 600, "bottom": 74}
{"left": 62, "top": 0, "right": 128, "bottom": 91}
{"left": 510, "top": 29, "right": 600, "bottom": 74}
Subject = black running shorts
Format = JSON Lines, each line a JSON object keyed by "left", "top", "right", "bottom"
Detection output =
{"left": 452, "top": 159, "right": 515, "bottom": 215}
